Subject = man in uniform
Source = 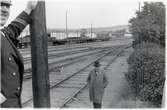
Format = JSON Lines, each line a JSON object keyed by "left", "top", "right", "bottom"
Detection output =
{"left": 87, "top": 61, "right": 108, "bottom": 108}
{"left": 0, "top": 0, "right": 37, "bottom": 107}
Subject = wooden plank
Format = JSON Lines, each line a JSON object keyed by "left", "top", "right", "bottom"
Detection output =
{"left": 30, "top": 1, "right": 50, "bottom": 107}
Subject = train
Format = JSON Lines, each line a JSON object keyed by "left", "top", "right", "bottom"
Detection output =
{"left": 18, "top": 32, "right": 111, "bottom": 48}
{"left": 18, "top": 26, "right": 130, "bottom": 48}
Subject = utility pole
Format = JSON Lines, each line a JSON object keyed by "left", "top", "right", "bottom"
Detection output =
{"left": 90, "top": 24, "right": 92, "bottom": 39}
{"left": 30, "top": 1, "right": 50, "bottom": 107}
{"left": 139, "top": 1, "right": 141, "bottom": 43}
{"left": 139, "top": 1, "right": 141, "bottom": 12}
{"left": 66, "top": 10, "right": 68, "bottom": 39}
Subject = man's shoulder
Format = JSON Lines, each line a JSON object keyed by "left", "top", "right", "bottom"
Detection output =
{"left": 0, "top": 30, "right": 10, "bottom": 41}
{"left": 90, "top": 69, "right": 95, "bottom": 73}
{"left": 99, "top": 68, "right": 105, "bottom": 73}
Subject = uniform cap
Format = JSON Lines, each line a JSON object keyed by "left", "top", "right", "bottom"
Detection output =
{"left": 1, "top": 0, "right": 12, "bottom": 5}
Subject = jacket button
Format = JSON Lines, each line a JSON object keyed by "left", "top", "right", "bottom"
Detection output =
{"left": 8, "top": 57, "right": 12, "bottom": 61}
{"left": 12, "top": 72, "right": 16, "bottom": 76}
{"left": 17, "top": 87, "right": 20, "bottom": 91}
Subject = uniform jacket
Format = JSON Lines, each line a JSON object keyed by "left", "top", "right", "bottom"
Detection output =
{"left": 87, "top": 68, "right": 108, "bottom": 103}
{"left": 1, "top": 11, "right": 31, "bottom": 108}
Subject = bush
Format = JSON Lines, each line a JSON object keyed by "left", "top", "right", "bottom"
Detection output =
{"left": 126, "top": 42, "right": 165, "bottom": 107}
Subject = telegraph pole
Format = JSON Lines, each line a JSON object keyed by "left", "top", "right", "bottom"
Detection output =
{"left": 66, "top": 10, "right": 68, "bottom": 39}
{"left": 30, "top": 1, "right": 50, "bottom": 107}
{"left": 90, "top": 24, "right": 92, "bottom": 39}
{"left": 139, "top": 1, "right": 141, "bottom": 12}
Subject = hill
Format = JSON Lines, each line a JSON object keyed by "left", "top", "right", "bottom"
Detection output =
{"left": 47, "top": 25, "right": 129, "bottom": 33}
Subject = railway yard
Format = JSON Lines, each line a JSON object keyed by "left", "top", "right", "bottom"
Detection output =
{"left": 19, "top": 38, "right": 139, "bottom": 108}
{"left": 0, "top": 1, "right": 163, "bottom": 108}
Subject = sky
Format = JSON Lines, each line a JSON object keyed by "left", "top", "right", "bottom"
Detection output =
{"left": 6, "top": 0, "right": 163, "bottom": 29}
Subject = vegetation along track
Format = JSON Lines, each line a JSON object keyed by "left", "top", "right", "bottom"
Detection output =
{"left": 22, "top": 44, "right": 130, "bottom": 107}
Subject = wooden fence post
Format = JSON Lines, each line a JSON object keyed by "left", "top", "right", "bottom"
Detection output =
{"left": 30, "top": 1, "right": 50, "bottom": 107}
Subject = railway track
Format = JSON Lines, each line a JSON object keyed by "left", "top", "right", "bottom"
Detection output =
{"left": 22, "top": 47, "right": 89, "bottom": 62}
{"left": 19, "top": 41, "right": 108, "bottom": 53}
{"left": 20, "top": 41, "right": 107, "bottom": 57}
{"left": 22, "top": 44, "right": 130, "bottom": 107}
{"left": 23, "top": 47, "right": 109, "bottom": 80}
{"left": 23, "top": 46, "right": 106, "bottom": 72}
{"left": 58, "top": 45, "right": 130, "bottom": 108}
{"left": 21, "top": 46, "right": 114, "bottom": 105}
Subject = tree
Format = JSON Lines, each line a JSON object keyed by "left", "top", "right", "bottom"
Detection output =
{"left": 129, "top": 2, "right": 165, "bottom": 47}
